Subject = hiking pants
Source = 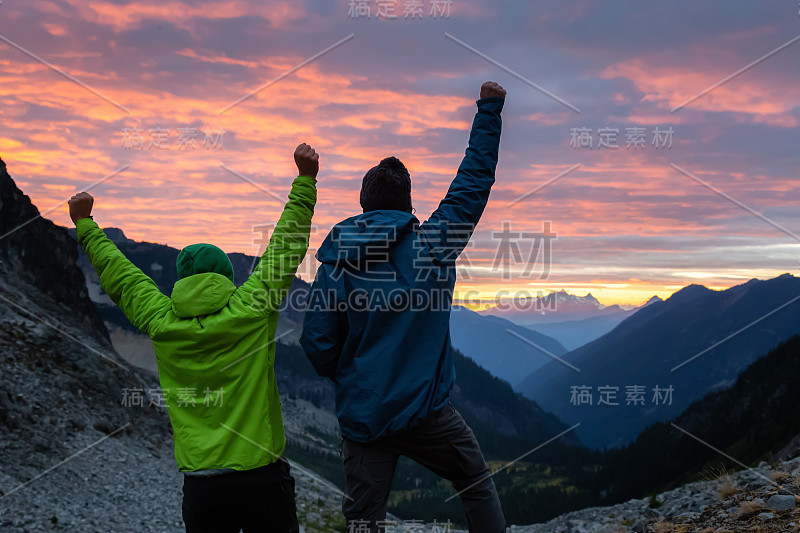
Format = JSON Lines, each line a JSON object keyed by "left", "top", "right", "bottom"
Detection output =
{"left": 342, "top": 402, "right": 506, "bottom": 532}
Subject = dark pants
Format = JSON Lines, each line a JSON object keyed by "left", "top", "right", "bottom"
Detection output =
{"left": 342, "top": 403, "right": 506, "bottom": 532}
{"left": 182, "top": 457, "right": 299, "bottom": 533}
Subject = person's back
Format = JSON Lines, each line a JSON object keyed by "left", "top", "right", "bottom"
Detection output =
{"left": 301, "top": 82, "right": 507, "bottom": 532}
{"left": 142, "top": 255, "right": 293, "bottom": 470}
{"left": 307, "top": 207, "right": 459, "bottom": 441}
{"left": 70, "top": 143, "right": 320, "bottom": 533}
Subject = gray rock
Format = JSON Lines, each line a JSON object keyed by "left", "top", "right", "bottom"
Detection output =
{"left": 766, "top": 494, "right": 795, "bottom": 512}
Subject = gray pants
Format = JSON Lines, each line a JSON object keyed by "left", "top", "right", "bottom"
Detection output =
{"left": 342, "top": 403, "right": 506, "bottom": 532}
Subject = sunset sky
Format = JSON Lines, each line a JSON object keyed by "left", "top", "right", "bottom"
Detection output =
{"left": 1, "top": 0, "right": 798, "bottom": 306}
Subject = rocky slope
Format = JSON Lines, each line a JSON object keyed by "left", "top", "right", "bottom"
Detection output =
{"left": 0, "top": 298, "right": 348, "bottom": 532}
{"left": 510, "top": 456, "right": 800, "bottom": 533}
{"left": 0, "top": 158, "right": 347, "bottom": 532}
{"left": 0, "top": 159, "right": 108, "bottom": 341}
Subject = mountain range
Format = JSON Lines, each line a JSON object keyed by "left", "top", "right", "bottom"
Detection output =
{"left": 524, "top": 296, "right": 663, "bottom": 351}
{"left": 481, "top": 289, "right": 628, "bottom": 324}
{"left": 517, "top": 275, "right": 800, "bottom": 448}
{"left": 603, "top": 334, "right": 800, "bottom": 502}
{"left": 481, "top": 290, "right": 663, "bottom": 351}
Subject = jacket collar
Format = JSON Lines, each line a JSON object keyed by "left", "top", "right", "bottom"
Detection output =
{"left": 316, "top": 210, "right": 419, "bottom": 265}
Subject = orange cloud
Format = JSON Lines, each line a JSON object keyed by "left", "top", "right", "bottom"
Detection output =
{"left": 3, "top": 0, "right": 796, "bottom": 307}
{"left": 54, "top": 0, "right": 307, "bottom": 32}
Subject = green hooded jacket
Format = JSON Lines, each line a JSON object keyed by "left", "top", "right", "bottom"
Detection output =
{"left": 76, "top": 175, "right": 317, "bottom": 472}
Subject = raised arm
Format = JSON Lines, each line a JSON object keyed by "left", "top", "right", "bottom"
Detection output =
{"left": 420, "top": 82, "right": 506, "bottom": 261}
{"left": 233, "top": 143, "right": 318, "bottom": 314}
{"left": 70, "top": 193, "right": 171, "bottom": 335}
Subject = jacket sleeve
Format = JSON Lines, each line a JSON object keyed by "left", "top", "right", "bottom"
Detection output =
{"left": 232, "top": 174, "right": 317, "bottom": 314}
{"left": 420, "top": 96, "right": 504, "bottom": 262}
{"left": 299, "top": 264, "right": 344, "bottom": 379}
{"left": 75, "top": 218, "right": 171, "bottom": 336}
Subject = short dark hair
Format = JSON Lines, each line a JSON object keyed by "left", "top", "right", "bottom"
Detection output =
{"left": 360, "top": 156, "right": 413, "bottom": 213}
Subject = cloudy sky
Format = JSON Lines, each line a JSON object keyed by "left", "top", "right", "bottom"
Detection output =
{"left": 1, "top": 0, "right": 798, "bottom": 305}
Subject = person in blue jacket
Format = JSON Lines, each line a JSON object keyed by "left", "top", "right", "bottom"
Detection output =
{"left": 300, "top": 81, "right": 507, "bottom": 532}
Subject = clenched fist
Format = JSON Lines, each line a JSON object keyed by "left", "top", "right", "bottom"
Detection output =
{"left": 294, "top": 143, "right": 319, "bottom": 179}
{"left": 68, "top": 192, "right": 94, "bottom": 224}
{"left": 480, "top": 81, "right": 506, "bottom": 99}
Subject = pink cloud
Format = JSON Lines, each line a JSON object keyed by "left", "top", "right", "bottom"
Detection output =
{"left": 602, "top": 58, "right": 798, "bottom": 123}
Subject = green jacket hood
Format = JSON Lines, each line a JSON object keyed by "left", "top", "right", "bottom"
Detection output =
{"left": 171, "top": 273, "right": 236, "bottom": 317}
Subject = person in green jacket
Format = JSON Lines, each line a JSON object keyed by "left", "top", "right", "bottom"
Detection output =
{"left": 68, "top": 143, "right": 319, "bottom": 533}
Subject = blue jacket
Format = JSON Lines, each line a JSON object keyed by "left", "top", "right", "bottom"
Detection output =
{"left": 300, "top": 96, "right": 504, "bottom": 442}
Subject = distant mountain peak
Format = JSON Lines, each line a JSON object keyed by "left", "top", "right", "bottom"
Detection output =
{"left": 103, "top": 227, "right": 132, "bottom": 243}
{"left": 0, "top": 158, "right": 109, "bottom": 340}
{"left": 553, "top": 290, "right": 601, "bottom": 305}
{"left": 643, "top": 295, "right": 663, "bottom": 306}
{"left": 682, "top": 283, "right": 710, "bottom": 291}
{"left": 668, "top": 283, "right": 712, "bottom": 303}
